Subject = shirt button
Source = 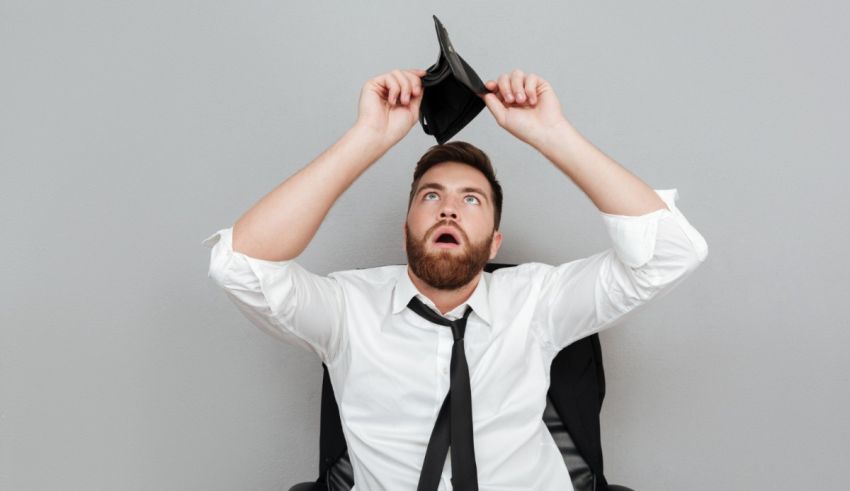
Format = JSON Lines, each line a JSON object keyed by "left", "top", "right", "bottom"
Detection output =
{"left": 441, "top": 366, "right": 448, "bottom": 374}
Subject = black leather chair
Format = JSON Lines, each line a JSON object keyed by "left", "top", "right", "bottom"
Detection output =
{"left": 289, "top": 263, "right": 635, "bottom": 491}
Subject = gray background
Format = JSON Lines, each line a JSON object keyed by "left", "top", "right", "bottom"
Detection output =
{"left": 2, "top": 1, "right": 848, "bottom": 489}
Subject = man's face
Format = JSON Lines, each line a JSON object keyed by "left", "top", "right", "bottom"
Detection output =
{"left": 404, "top": 161, "right": 503, "bottom": 290}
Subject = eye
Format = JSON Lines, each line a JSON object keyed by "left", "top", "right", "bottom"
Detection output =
{"left": 464, "top": 195, "right": 481, "bottom": 205}
{"left": 423, "top": 191, "right": 439, "bottom": 201}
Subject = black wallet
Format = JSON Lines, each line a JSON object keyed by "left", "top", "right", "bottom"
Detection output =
{"left": 419, "top": 15, "right": 491, "bottom": 144}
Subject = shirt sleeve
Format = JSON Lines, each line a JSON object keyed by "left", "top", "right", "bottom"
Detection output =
{"left": 532, "top": 188, "right": 709, "bottom": 352}
{"left": 202, "top": 227, "right": 346, "bottom": 364}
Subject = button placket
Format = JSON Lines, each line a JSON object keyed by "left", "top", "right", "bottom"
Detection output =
{"left": 435, "top": 327, "right": 452, "bottom": 399}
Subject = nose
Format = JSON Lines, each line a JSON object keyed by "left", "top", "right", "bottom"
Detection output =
{"left": 439, "top": 204, "right": 458, "bottom": 220}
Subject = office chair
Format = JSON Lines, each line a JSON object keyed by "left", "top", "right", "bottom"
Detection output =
{"left": 289, "top": 263, "right": 635, "bottom": 491}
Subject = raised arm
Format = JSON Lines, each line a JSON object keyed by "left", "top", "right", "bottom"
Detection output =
{"left": 480, "top": 69, "right": 707, "bottom": 350}
{"left": 232, "top": 68, "right": 427, "bottom": 261}
{"left": 480, "top": 69, "right": 667, "bottom": 216}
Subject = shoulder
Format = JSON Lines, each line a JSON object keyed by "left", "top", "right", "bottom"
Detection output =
{"left": 487, "top": 261, "right": 556, "bottom": 290}
{"left": 489, "top": 261, "right": 554, "bottom": 278}
{"left": 328, "top": 264, "right": 405, "bottom": 290}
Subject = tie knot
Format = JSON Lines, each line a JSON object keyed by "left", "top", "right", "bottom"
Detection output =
{"left": 447, "top": 318, "right": 467, "bottom": 341}
{"left": 407, "top": 297, "right": 472, "bottom": 341}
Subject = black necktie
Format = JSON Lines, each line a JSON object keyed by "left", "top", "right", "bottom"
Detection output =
{"left": 407, "top": 296, "right": 479, "bottom": 491}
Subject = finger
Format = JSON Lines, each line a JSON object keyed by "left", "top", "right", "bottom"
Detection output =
{"left": 524, "top": 73, "right": 540, "bottom": 105}
{"left": 510, "top": 69, "right": 526, "bottom": 104}
{"left": 409, "top": 67, "right": 428, "bottom": 78}
{"left": 497, "top": 74, "right": 513, "bottom": 103}
{"left": 401, "top": 69, "right": 423, "bottom": 98}
{"left": 391, "top": 69, "right": 412, "bottom": 105}
{"left": 381, "top": 74, "right": 401, "bottom": 105}
{"left": 484, "top": 80, "right": 498, "bottom": 92}
{"left": 481, "top": 92, "right": 506, "bottom": 123}
{"left": 485, "top": 80, "right": 502, "bottom": 101}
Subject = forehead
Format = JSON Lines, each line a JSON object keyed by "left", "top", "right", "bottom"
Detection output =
{"left": 415, "top": 161, "right": 491, "bottom": 193}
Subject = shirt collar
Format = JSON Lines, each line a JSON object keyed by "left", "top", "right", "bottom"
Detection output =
{"left": 391, "top": 265, "right": 493, "bottom": 327}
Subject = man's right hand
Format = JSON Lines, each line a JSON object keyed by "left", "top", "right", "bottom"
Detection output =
{"left": 354, "top": 68, "right": 427, "bottom": 147}
{"left": 232, "top": 68, "right": 428, "bottom": 262}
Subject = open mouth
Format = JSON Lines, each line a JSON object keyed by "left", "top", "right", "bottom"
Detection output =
{"left": 436, "top": 233, "right": 459, "bottom": 244}
{"left": 432, "top": 227, "right": 462, "bottom": 248}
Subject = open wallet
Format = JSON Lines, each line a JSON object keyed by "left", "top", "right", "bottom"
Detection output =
{"left": 419, "top": 15, "right": 491, "bottom": 144}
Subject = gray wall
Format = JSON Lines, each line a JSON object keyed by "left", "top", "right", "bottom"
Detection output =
{"left": 3, "top": 1, "right": 848, "bottom": 489}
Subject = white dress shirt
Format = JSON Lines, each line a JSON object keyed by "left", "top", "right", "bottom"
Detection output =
{"left": 203, "top": 188, "right": 708, "bottom": 491}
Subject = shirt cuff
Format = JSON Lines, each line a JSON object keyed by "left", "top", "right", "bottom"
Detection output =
{"left": 201, "top": 226, "right": 294, "bottom": 289}
{"left": 201, "top": 229, "right": 224, "bottom": 248}
{"left": 202, "top": 228, "right": 234, "bottom": 287}
{"left": 600, "top": 188, "right": 708, "bottom": 268}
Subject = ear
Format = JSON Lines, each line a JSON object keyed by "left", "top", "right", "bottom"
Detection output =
{"left": 488, "top": 230, "right": 503, "bottom": 260}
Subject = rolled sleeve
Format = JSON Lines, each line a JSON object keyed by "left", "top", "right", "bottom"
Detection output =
{"left": 600, "top": 188, "right": 708, "bottom": 268}
{"left": 534, "top": 188, "right": 709, "bottom": 351}
{"left": 202, "top": 227, "right": 345, "bottom": 364}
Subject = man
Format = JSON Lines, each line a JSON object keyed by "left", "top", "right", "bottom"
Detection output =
{"left": 203, "top": 68, "right": 708, "bottom": 490}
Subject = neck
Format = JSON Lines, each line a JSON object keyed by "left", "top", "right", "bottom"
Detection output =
{"left": 406, "top": 267, "right": 481, "bottom": 315}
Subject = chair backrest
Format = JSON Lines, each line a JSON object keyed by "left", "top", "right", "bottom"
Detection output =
{"left": 312, "top": 263, "right": 611, "bottom": 491}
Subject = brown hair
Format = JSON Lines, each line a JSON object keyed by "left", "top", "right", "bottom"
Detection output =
{"left": 407, "top": 141, "right": 503, "bottom": 229}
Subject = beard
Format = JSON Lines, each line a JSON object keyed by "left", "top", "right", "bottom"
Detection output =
{"left": 405, "top": 221, "right": 494, "bottom": 291}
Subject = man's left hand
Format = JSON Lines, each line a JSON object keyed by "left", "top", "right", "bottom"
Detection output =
{"left": 480, "top": 69, "right": 569, "bottom": 148}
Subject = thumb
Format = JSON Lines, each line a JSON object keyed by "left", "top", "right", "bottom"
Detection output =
{"left": 409, "top": 91, "right": 423, "bottom": 119}
{"left": 480, "top": 92, "right": 506, "bottom": 124}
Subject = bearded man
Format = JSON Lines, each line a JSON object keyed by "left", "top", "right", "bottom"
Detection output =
{"left": 204, "top": 68, "right": 708, "bottom": 490}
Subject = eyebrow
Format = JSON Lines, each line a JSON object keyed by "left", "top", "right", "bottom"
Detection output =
{"left": 417, "top": 182, "right": 490, "bottom": 203}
